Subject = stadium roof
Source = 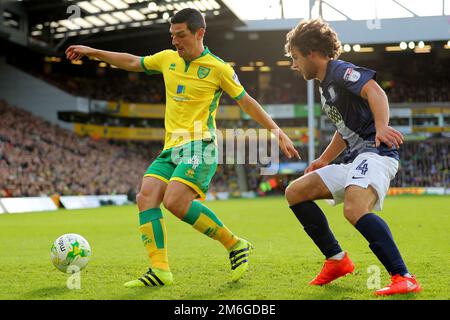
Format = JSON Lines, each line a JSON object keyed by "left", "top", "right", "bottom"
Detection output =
{"left": 2, "top": 0, "right": 449, "bottom": 53}
{"left": 224, "top": 0, "right": 450, "bottom": 21}
{"left": 19, "top": 0, "right": 240, "bottom": 41}
{"left": 21, "top": 0, "right": 450, "bottom": 40}
{"left": 227, "top": 0, "right": 450, "bottom": 44}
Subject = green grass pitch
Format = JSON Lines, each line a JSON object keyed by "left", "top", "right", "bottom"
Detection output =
{"left": 0, "top": 196, "right": 448, "bottom": 300}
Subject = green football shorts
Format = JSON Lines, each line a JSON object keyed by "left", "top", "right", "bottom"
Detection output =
{"left": 144, "top": 140, "right": 218, "bottom": 201}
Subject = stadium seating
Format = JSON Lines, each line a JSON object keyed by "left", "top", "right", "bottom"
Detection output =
{"left": 1, "top": 100, "right": 448, "bottom": 198}
{"left": 8, "top": 52, "right": 450, "bottom": 105}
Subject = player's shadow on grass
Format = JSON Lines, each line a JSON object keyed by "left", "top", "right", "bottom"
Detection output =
{"left": 118, "top": 286, "right": 169, "bottom": 300}
{"left": 375, "top": 292, "right": 419, "bottom": 300}
{"left": 23, "top": 286, "right": 73, "bottom": 299}
{"left": 308, "top": 284, "right": 419, "bottom": 300}
{"left": 118, "top": 281, "right": 248, "bottom": 300}
{"left": 307, "top": 283, "right": 359, "bottom": 300}
{"left": 181, "top": 281, "right": 248, "bottom": 300}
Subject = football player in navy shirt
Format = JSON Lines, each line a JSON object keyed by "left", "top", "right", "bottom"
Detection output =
{"left": 284, "top": 19, "right": 421, "bottom": 295}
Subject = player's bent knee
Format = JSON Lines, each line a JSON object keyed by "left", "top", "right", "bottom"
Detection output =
{"left": 343, "top": 205, "right": 368, "bottom": 225}
{"left": 136, "top": 186, "right": 155, "bottom": 202}
{"left": 285, "top": 184, "right": 297, "bottom": 205}
{"left": 162, "top": 197, "right": 175, "bottom": 214}
{"left": 343, "top": 206, "right": 353, "bottom": 222}
{"left": 136, "top": 188, "right": 165, "bottom": 210}
{"left": 136, "top": 192, "right": 147, "bottom": 206}
{"left": 284, "top": 184, "right": 294, "bottom": 201}
{"left": 285, "top": 182, "right": 310, "bottom": 205}
{"left": 162, "top": 196, "right": 184, "bottom": 219}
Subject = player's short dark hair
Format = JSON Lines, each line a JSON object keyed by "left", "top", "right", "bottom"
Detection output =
{"left": 285, "top": 18, "right": 342, "bottom": 59}
{"left": 170, "top": 8, "right": 206, "bottom": 34}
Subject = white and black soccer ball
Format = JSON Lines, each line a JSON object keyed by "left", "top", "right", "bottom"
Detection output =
{"left": 51, "top": 233, "right": 91, "bottom": 273}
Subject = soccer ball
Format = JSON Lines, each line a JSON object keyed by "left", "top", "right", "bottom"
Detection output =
{"left": 51, "top": 233, "right": 91, "bottom": 273}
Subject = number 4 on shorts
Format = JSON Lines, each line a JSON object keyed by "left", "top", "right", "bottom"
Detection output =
{"left": 356, "top": 159, "right": 368, "bottom": 175}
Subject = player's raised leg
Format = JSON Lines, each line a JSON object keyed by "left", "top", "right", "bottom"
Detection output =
{"left": 124, "top": 176, "right": 173, "bottom": 288}
{"left": 163, "top": 181, "right": 252, "bottom": 282}
{"left": 344, "top": 185, "right": 421, "bottom": 295}
{"left": 285, "top": 172, "right": 354, "bottom": 285}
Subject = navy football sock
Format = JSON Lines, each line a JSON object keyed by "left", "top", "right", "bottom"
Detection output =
{"left": 289, "top": 201, "right": 342, "bottom": 259}
{"left": 355, "top": 213, "right": 408, "bottom": 276}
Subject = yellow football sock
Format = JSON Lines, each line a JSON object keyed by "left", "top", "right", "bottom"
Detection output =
{"left": 139, "top": 208, "right": 170, "bottom": 271}
{"left": 182, "top": 200, "right": 239, "bottom": 250}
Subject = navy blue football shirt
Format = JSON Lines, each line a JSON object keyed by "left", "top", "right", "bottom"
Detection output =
{"left": 319, "top": 59, "right": 399, "bottom": 163}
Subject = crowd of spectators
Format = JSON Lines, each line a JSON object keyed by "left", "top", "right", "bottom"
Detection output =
{"left": 392, "top": 139, "right": 450, "bottom": 187}
{"left": 29, "top": 69, "right": 167, "bottom": 104}
{"left": 20, "top": 51, "right": 449, "bottom": 105}
{"left": 0, "top": 100, "right": 159, "bottom": 197}
{"left": 209, "top": 164, "right": 240, "bottom": 195}
{"left": 1, "top": 101, "right": 448, "bottom": 198}
{"left": 245, "top": 139, "right": 450, "bottom": 195}
{"left": 376, "top": 54, "right": 450, "bottom": 103}
{"left": 0, "top": 100, "right": 240, "bottom": 198}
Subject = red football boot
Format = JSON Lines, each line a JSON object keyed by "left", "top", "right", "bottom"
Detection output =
{"left": 375, "top": 274, "right": 421, "bottom": 296}
{"left": 310, "top": 252, "right": 355, "bottom": 285}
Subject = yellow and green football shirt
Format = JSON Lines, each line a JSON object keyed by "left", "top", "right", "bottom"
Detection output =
{"left": 141, "top": 47, "right": 246, "bottom": 150}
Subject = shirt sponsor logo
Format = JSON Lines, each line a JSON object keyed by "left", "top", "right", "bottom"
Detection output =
{"left": 343, "top": 68, "right": 361, "bottom": 82}
{"left": 176, "top": 84, "right": 186, "bottom": 94}
{"left": 172, "top": 96, "right": 191, "bottom": 102}
{"left": 169, "top": 63, "right": 176, "bottom": 71}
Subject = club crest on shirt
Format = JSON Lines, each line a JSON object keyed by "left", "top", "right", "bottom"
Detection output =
{"left": 198, "top": 66, "right": 211, "bottom": 79}
{"left": 343, "top": 68, "right": 360, "bottom": 82}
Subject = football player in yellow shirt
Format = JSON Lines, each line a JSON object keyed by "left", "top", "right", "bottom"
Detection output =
{"left": 66, "top": 8, "right": 299, "bottom": 287}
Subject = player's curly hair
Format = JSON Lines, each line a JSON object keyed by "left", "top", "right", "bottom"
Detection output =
{"left": 285, "top": 19, "right": 342, "bottom": 59}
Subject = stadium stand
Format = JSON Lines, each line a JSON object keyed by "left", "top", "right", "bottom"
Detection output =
{"left": 1, "top": 99, "right": 448, "bottom": 198}
{"left": 0, "top": 99, "right": 152, "bottom": 197}
{"left": 392, "top": 139, "right": 449, "bottom": 187}
{"left": 1, "top": 17, "right": 449, "bottom": 199}
{"left": 6, "top": 50, "right": 450, "bottom": 105}
{"left": 0, "top": 99, "right": 242, "bottom": 198}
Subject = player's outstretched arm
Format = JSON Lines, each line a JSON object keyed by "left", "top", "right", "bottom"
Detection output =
{"left": 65, "top": 45, "right": 143, "bottom": 72}
{"left": 237, "top": 93, "right": 300, "bottom": 159}
{"left": 361, "top": 80, "right": 404, "bottom": 149}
